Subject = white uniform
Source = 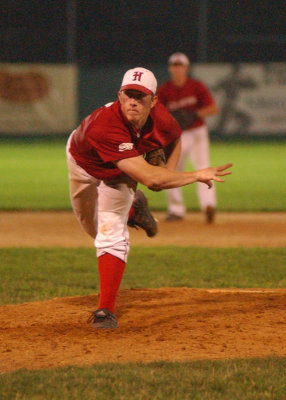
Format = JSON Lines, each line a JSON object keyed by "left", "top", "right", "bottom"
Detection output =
{"left": 166, "top": 125, "right": 216, "bottom": 217}
{"left": 66, "top": 134, "right": 134, "bottom": 262}
{"left": 158, "top": 64, "right": 217, "bottom": 218}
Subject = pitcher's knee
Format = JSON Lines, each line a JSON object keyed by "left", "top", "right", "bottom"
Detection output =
{"left": 95, "top": 214, "right": 129, "bottom": 262}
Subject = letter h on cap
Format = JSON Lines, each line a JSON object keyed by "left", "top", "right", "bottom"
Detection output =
{"left": 132, "top": 71, "right": 143, "bottom": 82}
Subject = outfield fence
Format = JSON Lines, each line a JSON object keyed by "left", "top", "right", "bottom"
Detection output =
{"left": 0, "top": 63, "right": 286, "bottom": 137}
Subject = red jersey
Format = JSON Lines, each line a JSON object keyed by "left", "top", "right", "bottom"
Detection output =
{"left": 69, "top": 100, "right": 181, "bottom": 180}
{"left": 158, "top": 77, "right": 215, "bottom": 129}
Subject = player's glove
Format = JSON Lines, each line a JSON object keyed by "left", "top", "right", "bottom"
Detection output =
{"left": 171, "top": 109, "right": 198, "bottom": 130}
{"left": 145, "top": 148, "right": 167, "bottom": 167}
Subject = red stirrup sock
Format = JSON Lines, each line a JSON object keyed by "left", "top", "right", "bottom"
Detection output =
{"left": 98, "top": 253, "right": 126, "bottom": 313}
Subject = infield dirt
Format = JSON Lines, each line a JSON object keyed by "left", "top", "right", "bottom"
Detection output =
{"left": 1, "top": 211, "right": 286, "bottom": 247}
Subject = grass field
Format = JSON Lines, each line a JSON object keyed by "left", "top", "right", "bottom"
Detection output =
{"left": 0, "top": 140, "right": 285, "bottom": 210}
{"left": 1, "top": 358, "right": 286, "bottom": 400}
{"left": 1, "top": 247, "right": 286, "bottom": 305}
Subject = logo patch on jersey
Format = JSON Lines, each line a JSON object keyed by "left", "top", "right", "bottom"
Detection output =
{"left": 118, "top": 143, "right": 134, "bottom": 152}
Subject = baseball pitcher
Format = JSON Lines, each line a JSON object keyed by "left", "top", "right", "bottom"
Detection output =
{"left": 66, "top": 67, "right": 232, "bottom": 329}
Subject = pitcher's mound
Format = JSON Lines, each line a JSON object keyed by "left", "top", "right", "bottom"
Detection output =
{"left": 1, "top": 288, "right": 286, "bottom": 372}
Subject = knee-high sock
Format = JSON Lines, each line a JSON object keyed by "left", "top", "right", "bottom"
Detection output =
{"left": 98, "top": 253, "right": 126, "bottom": 313}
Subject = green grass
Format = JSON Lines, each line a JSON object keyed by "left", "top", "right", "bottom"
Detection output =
{"left": 1, "top": 358, "right": 286, "bottom": 399}
{"left": 1, "top": 247, "right": 285, "bottom": 305}
{"left": 0, "top": 140, "right": 285, "bottom": 210}
{"left": 0, "top": 140, "right": 69, "bottom": 210}
{"left": 140, "top": 141, "right": 286, "bottom": 211}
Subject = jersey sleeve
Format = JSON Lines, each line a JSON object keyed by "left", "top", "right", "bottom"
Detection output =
{"left": 196, "top": 81, "right": 215, "bottom": 108}
{"left": 86, "top": 127, "right": 139, "bottom": 163}
{"left": 154, "top": 103, "right": 182, "bottom": 145}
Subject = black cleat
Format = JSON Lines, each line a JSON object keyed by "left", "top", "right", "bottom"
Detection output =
{"left": 205, "top": 206, "right": 216, "bottom": 224}
{"left": 88, "top": 308, "right": 118, "bottom": 329}
{"left": 128, "top": 190, "right": 158, "bottom": 237}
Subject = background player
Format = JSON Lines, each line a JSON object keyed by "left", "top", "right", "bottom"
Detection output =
{"left": 66, "top": 67, "right": 232, "bottom": 329}
{"left": 158, "top": 53, "right": 219, "bottom": 223}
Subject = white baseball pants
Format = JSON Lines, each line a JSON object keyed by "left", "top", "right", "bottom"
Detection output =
{"left": 66, "top": 134, "right": 135, "bottom": 262}
{"left": 167, "top": 125, "right": 216, "bottom": 216}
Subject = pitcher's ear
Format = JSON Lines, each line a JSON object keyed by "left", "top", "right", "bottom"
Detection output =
{"left": 151, "top": 95, "right": 158, "bottom": 108}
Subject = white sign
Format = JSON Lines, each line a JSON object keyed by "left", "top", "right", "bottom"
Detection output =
{"left": 0, "top": 63, "right": 78, "bottom": 134}
{"left": 193, "top": 63, "right": 286, "bottom": 135}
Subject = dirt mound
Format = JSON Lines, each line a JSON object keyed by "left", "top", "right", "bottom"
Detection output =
{"left": 1, "top": 288, "right": 286, "bottom": 372}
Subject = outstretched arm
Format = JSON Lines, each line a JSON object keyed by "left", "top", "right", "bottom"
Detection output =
{"left": 115, "top": 155, "right": 232, "bottom": 191}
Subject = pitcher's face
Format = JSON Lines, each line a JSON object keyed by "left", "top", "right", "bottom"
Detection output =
{"left": 118, "top": 89, "right": 157, "bottom": 128}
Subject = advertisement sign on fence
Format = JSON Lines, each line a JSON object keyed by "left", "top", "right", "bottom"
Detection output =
{"left": 1, "top": 63, "right": 285, "bottom": 136}
{"left": 193, "top": 63, "right": 286, "bottom": 135}
{"left": 0, "top": 64, "right": 77, "bottom": 134}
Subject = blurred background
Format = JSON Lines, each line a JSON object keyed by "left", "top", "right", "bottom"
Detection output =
{"left": 0, "top": 0, "right": 285, "bottom": 211}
